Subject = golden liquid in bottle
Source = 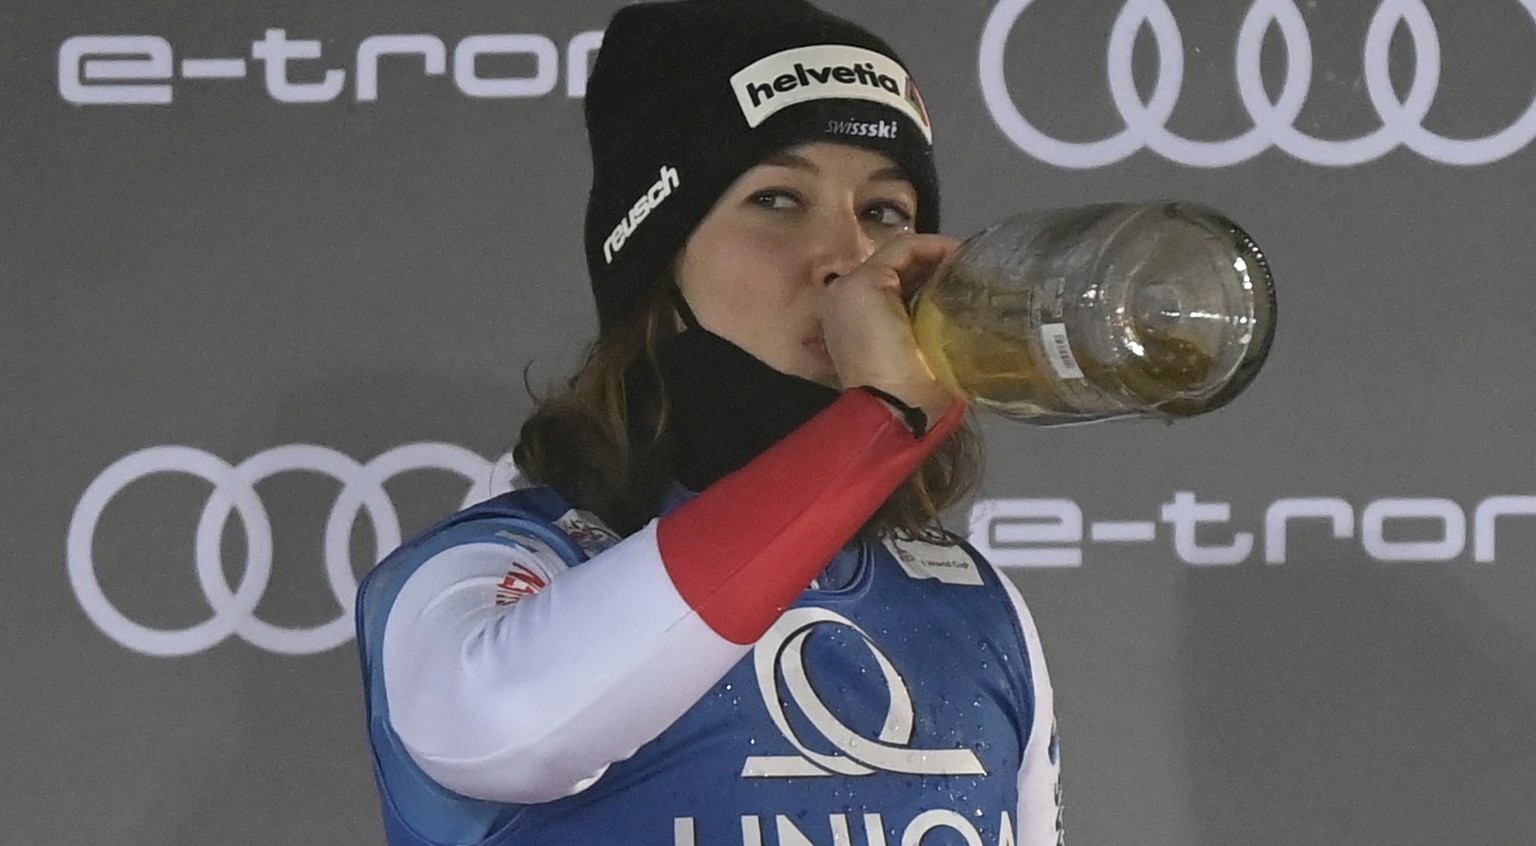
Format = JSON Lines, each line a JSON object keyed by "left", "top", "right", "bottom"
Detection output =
{"left": 914, "top": 276, "right": 1223, "bottom": 419}
{"left": 1108, "top": 331, "right": 1219, "bottom": 413}
{"left": 912, "top": 287, "right": 1075, "bottom": 417}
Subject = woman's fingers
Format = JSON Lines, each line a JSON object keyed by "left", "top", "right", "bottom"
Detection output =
{"left": 819, "top": 233, "right": 964, "bottom": 420}
{"left": 836, "top": 233, "right": 962, "bottom": 297}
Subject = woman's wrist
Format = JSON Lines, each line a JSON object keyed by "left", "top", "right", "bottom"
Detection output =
{"left": 853, "top": 381, "right": 956, "bottom": 437}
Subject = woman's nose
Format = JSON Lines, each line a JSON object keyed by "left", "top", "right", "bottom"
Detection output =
{"left": 812, "top": 211, "right": 877, "bottom": 286}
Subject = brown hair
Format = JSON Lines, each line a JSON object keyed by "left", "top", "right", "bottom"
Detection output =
{"left": 513, "top": 285, "right": 983, "bottom": 541}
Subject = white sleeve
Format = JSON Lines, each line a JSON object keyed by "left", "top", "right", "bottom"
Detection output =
{"left": 993, "top": 567, "right": 1064, "bottom": 846}
{"left": 380, "top": 521, "right": 750, "bottom": 805}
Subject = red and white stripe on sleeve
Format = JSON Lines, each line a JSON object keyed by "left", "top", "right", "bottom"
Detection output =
{"left": 382, "top": 390, "right": 962, "bottom": 803}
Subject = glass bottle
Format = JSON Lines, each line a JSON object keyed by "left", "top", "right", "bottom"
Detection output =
{"left": 912, "top": 201, "right": 1276, "bottom": 426}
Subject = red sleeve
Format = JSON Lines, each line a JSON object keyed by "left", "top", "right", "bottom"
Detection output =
{"left": 657, "top": 388, "right": 964, "bottom": 644}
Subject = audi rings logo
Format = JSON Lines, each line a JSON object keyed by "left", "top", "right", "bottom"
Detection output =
{"left": 67, "top": 443, "right": 517, "bottom": 657}
{"left": 979, "top": 0, "right": 1536, "bottom": 167}
{"left": 742, "top": 608, "right": 987, "bottom": 778}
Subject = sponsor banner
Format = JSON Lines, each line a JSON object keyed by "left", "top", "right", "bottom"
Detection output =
{"left": 58, "top": 29, "right": 605, "bottom": 104}
{"left": 971, "top": 494, "right": 1536, "bottom": 568}
{"left": 978, "top": 0, "right": 1536, "bottom": 167}
{"left": 69, "top": 445, "right": 1536, "bottom": 655}
{"left": 67, "top": 444, "right": 518, "bottom": 656}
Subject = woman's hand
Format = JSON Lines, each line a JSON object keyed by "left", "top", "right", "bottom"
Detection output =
{"left": 819, "top": 232, "right": 964, "bottom": 427}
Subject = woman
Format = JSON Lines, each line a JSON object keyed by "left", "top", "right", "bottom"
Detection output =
{"left": 356, "top": 2, "right": 1061, "bottom": 844}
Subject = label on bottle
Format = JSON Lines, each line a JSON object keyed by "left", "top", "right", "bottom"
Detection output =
{"left": 1040, "top": 323, "right": 1085, "bottom": 379}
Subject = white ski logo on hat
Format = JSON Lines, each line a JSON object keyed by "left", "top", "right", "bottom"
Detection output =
{"left": 827, "top": 118, "right": 898, "bottom": 139}
{"left": 730, "top": 44, "right": 933, "bottom": 143}
{"left": 603, "top": 164, "right": 681, "bottom": 264}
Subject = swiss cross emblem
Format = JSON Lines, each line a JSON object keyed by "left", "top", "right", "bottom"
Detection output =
{"left": 494, "top": 564, "right": 548, "bottom": 606}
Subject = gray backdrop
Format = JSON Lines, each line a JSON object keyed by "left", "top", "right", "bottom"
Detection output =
{"left": 8, "top": 0, "right": 1536, "bottom": 843}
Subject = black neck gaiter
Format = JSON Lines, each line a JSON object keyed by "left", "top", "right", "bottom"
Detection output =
{"left": 658, "top": 327, "right": 840, "bottom": 492}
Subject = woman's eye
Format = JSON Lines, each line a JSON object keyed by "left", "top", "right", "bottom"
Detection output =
{"left": 750, "top": 190, "right": 802, "bottom": 211}
{"left": 864, "top": 202, "right": 914, "bottom": 229}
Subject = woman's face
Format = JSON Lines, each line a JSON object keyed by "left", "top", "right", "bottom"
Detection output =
{"left": 674, "top": 141, "right": 919, "bottom": 387}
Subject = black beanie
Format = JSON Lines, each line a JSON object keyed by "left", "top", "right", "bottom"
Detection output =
{"left": 582, "top": 0, "right": 941, "bottom": 332}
